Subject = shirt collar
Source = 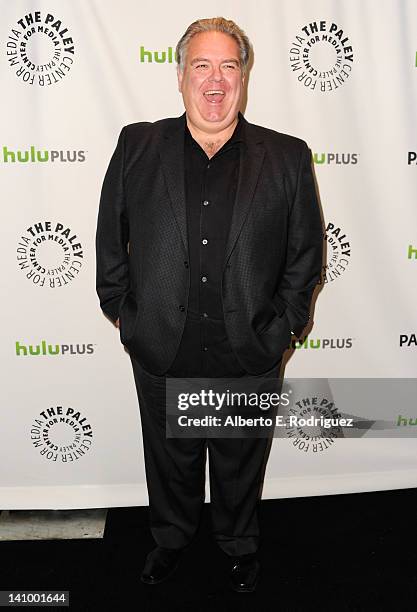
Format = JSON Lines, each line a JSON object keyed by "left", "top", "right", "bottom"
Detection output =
{"left": 184, "top": 112, "right": 245, "bottom": 150}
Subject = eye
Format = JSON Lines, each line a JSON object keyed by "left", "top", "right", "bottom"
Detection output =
{"left": 223, "top": 63, "right": 237, "bottom": 70}
{"left": 195, "top": 63, "right": 209, "bottom": 70}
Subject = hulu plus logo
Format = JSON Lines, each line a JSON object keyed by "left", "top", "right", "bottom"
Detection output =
{"left": 313, "top": 152, "right": 358, "bottom": 165}
{"left": 139, "top": 45, "right": 174, "bottom": 63}
{"left": 2, "top": 146, "right": 86, "bottom": 163}
{"left": 292, "top": 336, "right": 353, "bottom": 350}
{"left": 397, "top": 415, "right": 417, "bottom": 426}
{"left": 408, "top": 245, "right": 417, "bottom": 260}
{"left": 15, "top": 340, "right": 94, "bottom": 356}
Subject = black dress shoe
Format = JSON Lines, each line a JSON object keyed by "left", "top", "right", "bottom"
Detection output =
{"left": 140, "top": 546, "right": 182, "bottom": 585}
{"left": 230, "top": 554, "right": 260, "bottom": 593}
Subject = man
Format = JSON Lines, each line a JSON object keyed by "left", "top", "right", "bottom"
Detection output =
{"left": 96, "top": 17, "right": 322, "bottom": 592}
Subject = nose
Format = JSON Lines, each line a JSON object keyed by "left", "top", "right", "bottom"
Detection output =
{"left": 208, "top": 64, "right": 224, "bottom": 82}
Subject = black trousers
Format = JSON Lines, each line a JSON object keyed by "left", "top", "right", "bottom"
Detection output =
{"left": 130, "top": 355, "right": 281, "bottom": 557}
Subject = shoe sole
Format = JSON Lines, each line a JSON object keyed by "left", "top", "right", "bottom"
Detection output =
{"left": 230, "top": 568, "right": 260, "bottom": 593}
{"left": 140, "top": 560, "right": 180, "bottom": 585}
{"left": 231, "top": 581, "right": 259, "bottom": 593}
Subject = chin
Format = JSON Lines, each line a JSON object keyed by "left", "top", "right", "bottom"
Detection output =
{"left": 204, "top": 113, "right": 226, "bottom": 123}
{"left": 200, "top": 107, "right": 234, "bottom": 124}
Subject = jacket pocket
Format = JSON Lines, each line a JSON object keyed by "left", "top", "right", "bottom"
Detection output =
{"left": 119, "top": 293, "right": 140, "bottom": 346}
{"left": 258, "top": 309, "right": 290, "bottom": 337}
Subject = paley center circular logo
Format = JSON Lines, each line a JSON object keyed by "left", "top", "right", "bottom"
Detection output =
{"left": 289, "top": 20, "right": 354, "bottom": 92}
{"left": 30, "top": 406, "right": 93, "bottom": 463}
{"left": 285, "top": 395, "right": 343, "bottom": 453}
{"left": 16, "top": 220, "right": 84, "bottom": 288}
{"left": 6, "top": 11, "right": 75, "bottom": 86}
{"left": 320, "top": 221, "right": 351, "bottom": 284}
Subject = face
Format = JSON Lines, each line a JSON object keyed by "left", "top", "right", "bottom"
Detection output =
{"left": 177, "top": 31, "right": 245, "bottom": 134}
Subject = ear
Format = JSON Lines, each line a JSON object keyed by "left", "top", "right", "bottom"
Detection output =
{"left": 177, "top": 65, "right": 183, "bottom": 93}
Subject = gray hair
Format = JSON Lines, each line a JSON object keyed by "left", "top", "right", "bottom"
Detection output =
{"left": 175, "top": 17, "right": 251, "bottom": 74}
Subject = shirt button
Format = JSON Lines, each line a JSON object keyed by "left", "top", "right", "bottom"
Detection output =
{"left": 201, "top": 276, "right": 207, "bottom": 283}
{"left": 202, "top": 200, "right": 210, "bottom": 206}
{"left": 202, "top": 312, "right": 208, "bottom": 318}
{"left": 179, "top": 305, "right": 185, "bottom": 312}
{"left": 202, "top": 239, "right": 208, "bottom": 245}
{"left": 206, "top": 164, "right": 211, "bottom": 169}
{"left": 203, "top": 346, "right": 208, "bottom": 351}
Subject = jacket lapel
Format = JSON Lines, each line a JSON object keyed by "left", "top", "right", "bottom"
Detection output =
{"left": 223, "top": 119, "right": 265, "bottom": 269}
{"left": 157, "top": 113, "right": 265, "bottom": 264}
{"left": 158, "top": 114, "right": 188, "bottom": 254}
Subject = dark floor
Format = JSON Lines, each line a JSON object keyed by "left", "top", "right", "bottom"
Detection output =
{"left": 1, "top": 488, "right": 417, "bottom": 611}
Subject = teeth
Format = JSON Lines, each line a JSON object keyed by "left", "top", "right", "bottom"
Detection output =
{"left": 204, "top": 90, "right": 225, "bottom": 95}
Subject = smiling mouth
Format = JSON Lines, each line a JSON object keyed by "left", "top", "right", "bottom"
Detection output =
{"left": 203, "top": 90, "right": 225, "bottom": 103}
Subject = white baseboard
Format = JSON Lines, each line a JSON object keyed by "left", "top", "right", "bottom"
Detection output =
{"left": 0, "top": 470, "right": 416, "bottom": 509}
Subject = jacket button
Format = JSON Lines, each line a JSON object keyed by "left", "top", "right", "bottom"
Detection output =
{"left": 184, "top": 261, "right": 189, "bottom": 268}
{"left": 179, "top": 305, "right": 185, "bottom": 312}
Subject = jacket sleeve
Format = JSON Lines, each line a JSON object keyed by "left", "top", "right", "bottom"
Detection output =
{"left": 95, "top": 127, "right": 130, "bottom": 322}
{"left": 275, "top": 142, "right": 323, "bottom": 337}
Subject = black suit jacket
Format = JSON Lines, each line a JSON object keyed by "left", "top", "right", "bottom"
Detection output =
{"left": 96, "top": 113, "right": 323, "bottom": 375}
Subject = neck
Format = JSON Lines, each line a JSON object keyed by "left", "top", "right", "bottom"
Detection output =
{"left": 186, "top": 116, "right": 238, "bottom": 159}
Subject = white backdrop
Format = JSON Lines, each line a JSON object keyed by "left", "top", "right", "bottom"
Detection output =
{"left": 1, "top": 0, "right": 416, "bottom": 508}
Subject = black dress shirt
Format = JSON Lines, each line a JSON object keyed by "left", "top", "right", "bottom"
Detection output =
{"left": 167, "top": 117, "right": 247, "bottom": 377}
